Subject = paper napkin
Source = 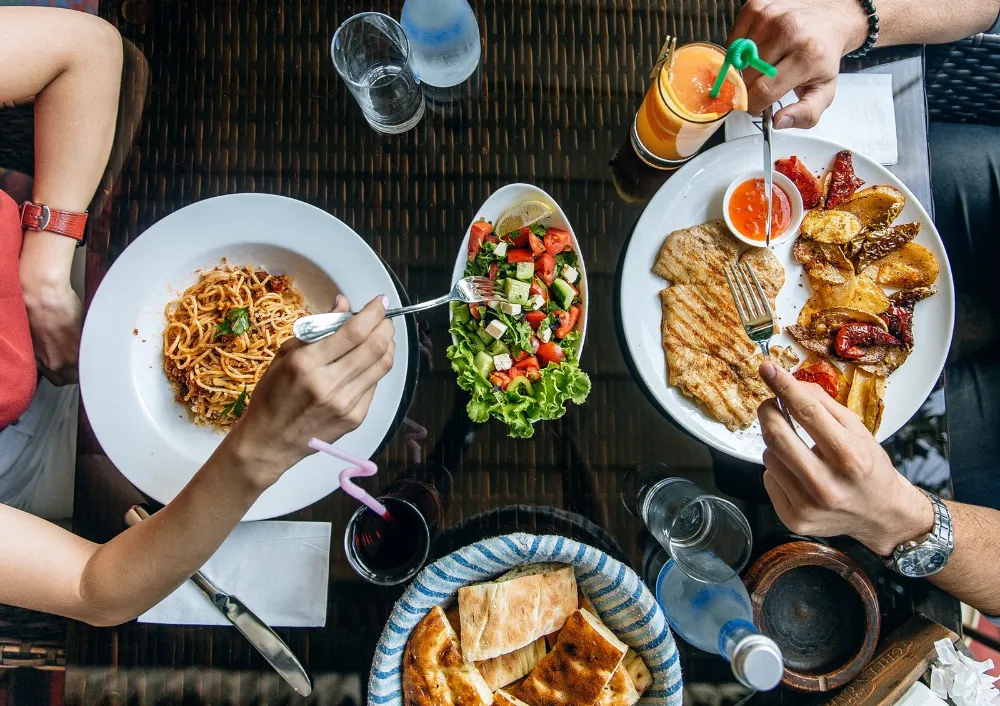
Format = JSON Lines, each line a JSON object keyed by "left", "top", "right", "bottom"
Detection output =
{"left": 139, "top": 521, "right": 331, "bottom": 627}
{"left": 724, "top": 73, "right": 898, "bottom": 165}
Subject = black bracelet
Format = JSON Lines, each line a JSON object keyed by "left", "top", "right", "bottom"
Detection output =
{"left": 847, "top": 0, "right": 880, "bottom": 58}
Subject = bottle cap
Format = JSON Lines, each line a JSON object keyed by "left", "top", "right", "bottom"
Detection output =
{"left": 731, "top": 633, "right": 784, "bottom": 691}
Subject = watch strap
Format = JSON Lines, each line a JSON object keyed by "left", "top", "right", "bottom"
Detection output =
{"left": 884, "top": 490, "right": 953, "bottom": 574}
{"left": 19, "top": 201, "right": 88, "bottom": 242}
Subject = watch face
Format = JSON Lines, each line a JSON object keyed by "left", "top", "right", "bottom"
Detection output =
{"left": 897, "top": 545, "right": 948, "bottom": 577}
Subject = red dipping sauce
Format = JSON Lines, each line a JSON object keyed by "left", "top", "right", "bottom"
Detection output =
{"left": 728, "top": 178, "right": 791, "bottom": 241}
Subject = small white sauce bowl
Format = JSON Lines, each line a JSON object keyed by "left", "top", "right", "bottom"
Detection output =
{"left": 723, "top": 168, "right": 804, "bottom": 248}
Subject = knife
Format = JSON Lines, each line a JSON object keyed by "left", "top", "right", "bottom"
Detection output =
{"left": 125, "top": 505, "right": 313, "bottom": 697}
{"left": 762, "top": 104, "right": 774, "bottom": 247}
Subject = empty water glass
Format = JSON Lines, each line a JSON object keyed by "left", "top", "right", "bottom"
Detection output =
{"left": 638, "top": 477, "right": 752, "bottom": 584}
{"left": 331, "top": 12, "right": 425, "bottom": 134}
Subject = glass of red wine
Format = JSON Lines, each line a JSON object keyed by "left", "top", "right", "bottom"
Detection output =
{"left": 344, "top": 477, "right": 442, "bottom": 585}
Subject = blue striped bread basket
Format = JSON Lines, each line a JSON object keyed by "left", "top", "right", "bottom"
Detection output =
{"left": 369, "top": 532, "right": 683, "bottom": 705}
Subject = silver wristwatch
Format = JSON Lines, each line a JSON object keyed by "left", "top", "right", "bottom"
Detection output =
{"left": 883, "top": 490, "right": 953, "bottom": 578}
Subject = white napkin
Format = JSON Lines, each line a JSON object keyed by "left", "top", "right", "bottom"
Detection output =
{"left": 139, "top": 521, "right": 331, "bottom": 627}
{"left": 924, "top": 638, "right": 1000, "bottom": 706}
{"left": 724, "top": 73, "right": 898, "bottom": 165}
{"left": 896, "top": 681, "right": 949, "bottom": 706}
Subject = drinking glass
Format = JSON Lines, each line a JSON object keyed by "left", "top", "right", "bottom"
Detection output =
{"left": 638, "top": 477, "right": 752, "bottom": 583}
{"left": 343, "top": 477, "right": 442, "bottom": 585}
{"left": 331, "top": 12, "right": 425, "bottom": 134}
{"left": 631, "top": 42, "right": 747, "bottom": 169}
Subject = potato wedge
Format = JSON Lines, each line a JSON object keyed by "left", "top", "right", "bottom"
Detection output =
{"left": 868, "top": 242, "right": 939, "bottom": 289}
{"left": 797, "top": 279, "right": 858, "bottom": 326}
{"left": 793, "top": 237, "right": 856, "bottom": 286}
{"left": 799, "top": 209, "right": 864, "bottom": 244}
{"left": 846, "top": 368, "right": 886, "bottom": 434}
{"left": 835, "top": 185, "right": 905, "bottom": 228}
{"left": 810, "top": 307, "right": 889, "bottom": 336}
{"left": 848, "top": 274, "right": 890, "bottom": 315}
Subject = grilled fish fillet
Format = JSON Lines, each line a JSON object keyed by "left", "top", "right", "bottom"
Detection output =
{"left": 654, "top": 220, "right": 785, "bottom": 430}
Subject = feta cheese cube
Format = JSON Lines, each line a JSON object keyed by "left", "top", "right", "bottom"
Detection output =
{"left": 498, "top": 301, "right": 522, "bottom": 316}
{"left": 492, "top": 353, "right": 513, "bottom": 371}
{"left": 539, "top": 327, "right": 552, "bottom": 343}
{"left": 494, "top": 241, "right": 508, "bottom": 257}
{"left": 484, "top": 319, "right": 508, "bottom": 340}
{"left": 488, "top": 300, "right": 501, "bottom": 310}
{"left": 528, "top": 294, "right": 546, "bottom": 311}
{"left": 561, "top": 264, "right": 579, "bottom": 284}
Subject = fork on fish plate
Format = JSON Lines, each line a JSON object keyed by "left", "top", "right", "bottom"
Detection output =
{"left": 724, "top": 261, "right": 797, "bottom": 429}
{"left": 293, "top": 276, "right": 501, "bottom": 344}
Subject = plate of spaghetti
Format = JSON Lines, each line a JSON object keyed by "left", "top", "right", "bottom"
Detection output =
{"left": 80, "top": 194, "right": 411, "bottom": 520}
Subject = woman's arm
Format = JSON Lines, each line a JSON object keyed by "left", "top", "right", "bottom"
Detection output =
{"left": 0, "top": 7, "right": 123, "bottom": 384}
{"left": 0, "top": 296, "right": 396, "bottom": 626}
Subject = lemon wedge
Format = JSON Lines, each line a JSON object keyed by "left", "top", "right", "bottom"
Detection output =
{"left": 495, "top": 200, "right": 554, "bottom": 236}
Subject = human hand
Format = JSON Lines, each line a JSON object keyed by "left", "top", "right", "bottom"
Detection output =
{"left": 756, "top": 361, "right": 933, "bottom": 556}
{"left": 21, "top": 280, "right": 83, "bottom": 386}
{"left": 223, "top": 294, "right": 396, "bottom": 489}
{"left": 728, "top": 0, "right": 870, "bottom": 128}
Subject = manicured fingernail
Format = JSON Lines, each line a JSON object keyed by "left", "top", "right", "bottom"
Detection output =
{"left": 381, "top": 295, "right": 390, "bottom": 309}
{"left": 333, "top": 294, "right": 344, "bottom": 308}
{"left": 776, "top": 115, "right": 795, "bottom": 130}
{"left": 760, "top": 361, "right": 778, "bottom": 381}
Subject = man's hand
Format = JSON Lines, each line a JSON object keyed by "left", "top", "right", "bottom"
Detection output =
{"left": 728, "top": 0, "right": 870, "bottom": 128}
{"left": 223, "top": 294, "right": 395, "bottom": 490}
{"left": 757, "top": 361, "right": 933, "bottom": 556}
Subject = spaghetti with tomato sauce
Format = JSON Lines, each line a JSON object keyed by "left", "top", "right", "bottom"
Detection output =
{"left": 162, "top": 264, "right": 310, "bottom": 430}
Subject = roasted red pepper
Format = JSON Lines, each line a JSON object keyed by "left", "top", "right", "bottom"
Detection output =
{"left": 824, "top": 150, "right": 865, "bottom": 209}
{"left": 834, "top": 323, "right": 901, "bottom": 359}
{"left": 792, "top": 359, "right": 841, "bottom": 399}
{"left": 775, "top": 156, "right": 823, "bottom": 209}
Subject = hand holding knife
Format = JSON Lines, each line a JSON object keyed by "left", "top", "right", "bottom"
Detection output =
{"left": 125, "top": 506, "right": 313, "bottom": 697}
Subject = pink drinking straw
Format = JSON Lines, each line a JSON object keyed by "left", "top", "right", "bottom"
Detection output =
{"left": 308, "top": 438, "right": 390, "bottom": 520}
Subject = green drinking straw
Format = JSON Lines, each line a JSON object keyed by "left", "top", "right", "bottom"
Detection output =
{"left": 708, "top": 38, "right": 777, "bottom": 98}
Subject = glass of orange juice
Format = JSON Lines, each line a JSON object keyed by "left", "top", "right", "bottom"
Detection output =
{"left": 632, "top": 42, "right": 748, "bottom": 170}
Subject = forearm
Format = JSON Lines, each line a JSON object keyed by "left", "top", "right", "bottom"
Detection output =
{"left": 76, "top": 443, "right": 271, "bottom": 626}
{"left": 924, "top": 501, "right": 1000, "bottom": 615}
{"left": 0, "top": 8, "right": 122, "bottom": 291}
{"left": 874, "top": 0, "right": 999, "bottom": 47}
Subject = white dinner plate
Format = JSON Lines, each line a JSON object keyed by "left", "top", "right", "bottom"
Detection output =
{"left": 80, "top": 193, "right": 410, "bottom": 520}
{"left": 449, "top": 183, "right": 588, "bottom": 354}
{"left": 619, "top": 134, "right": 955, "bottom": 463}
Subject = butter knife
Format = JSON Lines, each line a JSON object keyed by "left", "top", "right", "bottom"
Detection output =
{"left": 125, "top": 506, "right": 313, "bottom": 697}
{"left": 762, "top": 104, "right": 774, "bottom": 247}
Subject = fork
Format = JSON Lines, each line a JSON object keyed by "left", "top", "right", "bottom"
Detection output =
{"left": 724, "top": 261, "right": 796, "bottom": 428}
{"left": 293, "top": 276, "right": 500, "bottom": 344}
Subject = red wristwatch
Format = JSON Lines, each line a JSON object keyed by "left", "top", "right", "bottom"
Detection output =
{"left": 19, "top": 201, "right": 88, "bottom": 243}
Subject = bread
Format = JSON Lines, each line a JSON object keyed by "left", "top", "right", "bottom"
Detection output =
{"left": 594, "top": 664, "right": 641, "bottom": 706}
{"left": 623, "top": 649, "right": 652, "bottom": 695}
{"left": 403, "top": 606, "right": 493, "bottom": 706}
{"left": 493, "top": 690, "right": 532, "bottom": 706}
{"left": 511, "top": 609, "right": 627, "bottom": 706}
{"left": 459, "top": 563, "right": 577, "bottom": 661}
{"left": 475, "top": 638, "right": 547, "bottom": 691}
{"left": 547, "top": 585, "right": 597, "bottom": 648}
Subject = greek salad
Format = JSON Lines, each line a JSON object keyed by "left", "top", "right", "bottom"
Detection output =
{"left": 447, "top": 213, "right": 591, "bottom": 438}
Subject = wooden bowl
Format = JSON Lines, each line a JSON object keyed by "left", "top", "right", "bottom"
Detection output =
{"left": 742, "top": 541, "right": 880, "bottom": 692}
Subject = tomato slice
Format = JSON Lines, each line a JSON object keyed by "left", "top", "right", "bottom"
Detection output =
{"left": 521, "top": 366, "right": 541, "bottom": 382}
{"left": 507, "top": 247, "right": 534, "bottom": 264}
{"left": 489, "top": 371, "right": 512, "bottom": 390}
{"left": 530, "top": 278, "right": 549, "bottom": 302}
{"left": 468, "top": 222, "right": 493, "bottom": 261}
{"left": 528, "top": 231, "right": 546, "bottom": 256}
{"left": 515, "top": 355, "right": 540, "bottom": 371}
{"left": 537, "top": 341, "right": 566, "bottom": 367}
{"left": 543, "top": 227, "right": 572, "bottom": 256}
{"left": 488, "top": 262, "right": 499, "bottom": 280}
{"left": 525, "top": 311, "right": 546, "bottom": 330}
{"left": 506, "top": 227, "right": 530, "bottom": 247}
{"left": 554, "top": 305, "right": 580, "bottom": 338}
{"left": 469, "top": 303, "right": 482, "bottom": 320}
{"left": 535, "top": 252, "right": 556, "bottom": 285}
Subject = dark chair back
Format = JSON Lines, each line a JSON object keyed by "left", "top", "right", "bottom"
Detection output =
{"left": 926, "top": 33, "right": 1000, "bottom": 125}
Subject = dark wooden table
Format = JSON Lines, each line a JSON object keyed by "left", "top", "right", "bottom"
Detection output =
{"left": 65, "top": 1, "right": 959, "bottom": 703}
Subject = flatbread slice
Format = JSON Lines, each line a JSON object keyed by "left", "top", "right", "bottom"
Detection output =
{"left": 475, "top": 638, "right": 547, "bottom": 692}
{"left": 403, "top": 606, "right": 493, "bottom": 706}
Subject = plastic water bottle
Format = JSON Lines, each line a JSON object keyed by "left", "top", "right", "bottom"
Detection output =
{"left": 657, "top": 556, "right": 784, "bottom": 691}
{"left": 400, "top": 0, "right": 481, "bottom": 88}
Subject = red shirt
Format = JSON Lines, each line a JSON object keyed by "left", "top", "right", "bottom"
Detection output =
{"left": 0, "top": 189, "right": 36, "bottom": 428}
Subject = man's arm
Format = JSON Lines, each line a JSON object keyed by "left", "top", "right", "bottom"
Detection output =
{"left": 758, "top": 362, "right": 1000, "bottom": 615}
{"left": 729, "top": 0, "right": 1000, "bottom": 127}
{"left": 0, "top": 297, "right": 396, "bottom": 626}
{"left": 0, "top": 7, "right": 123, "bottom": 384}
